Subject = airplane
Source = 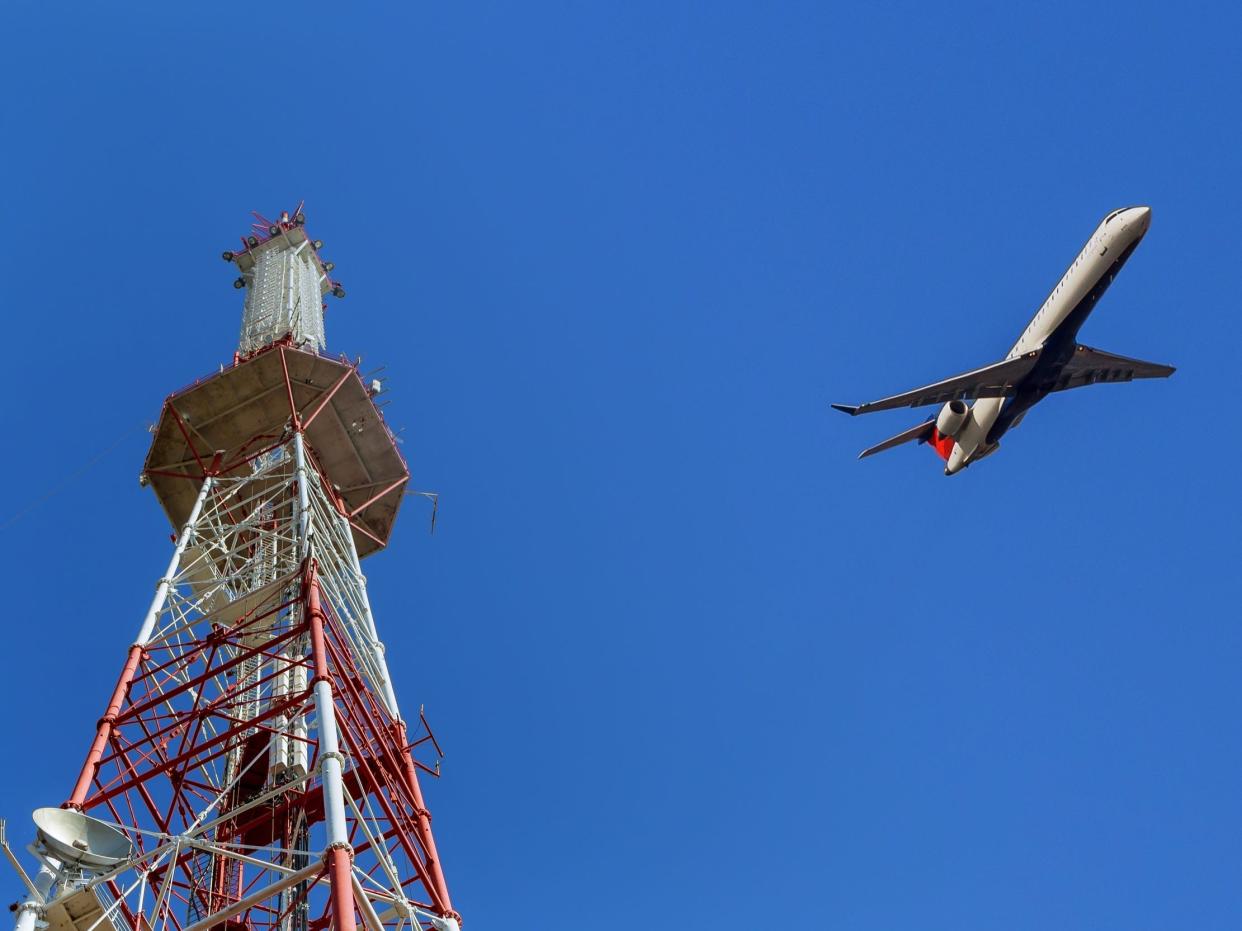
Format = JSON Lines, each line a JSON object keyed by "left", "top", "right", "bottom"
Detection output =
{"left": 832, "top": 206, "right": 1174, "bottom": 475}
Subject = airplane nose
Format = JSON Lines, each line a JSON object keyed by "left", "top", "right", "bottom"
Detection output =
{"left": 1132, "top": 205, "right": 1152, "bottom": 231}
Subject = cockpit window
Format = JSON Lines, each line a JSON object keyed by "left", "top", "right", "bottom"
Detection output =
{"left": 1105, "top": 207, "right": 1133, "bottom": 223}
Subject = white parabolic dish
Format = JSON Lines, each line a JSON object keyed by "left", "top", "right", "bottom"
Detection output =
{"left": 33, "top": 808, "right": 132, "bottom": 869}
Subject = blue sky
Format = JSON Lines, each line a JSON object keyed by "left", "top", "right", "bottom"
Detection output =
{"left": 1, "top": 2, "right": 1239, "bottom": 928}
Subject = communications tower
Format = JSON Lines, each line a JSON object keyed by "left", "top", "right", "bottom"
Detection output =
{"left": 2, "top": 207, "right": 462, "bottom": 931}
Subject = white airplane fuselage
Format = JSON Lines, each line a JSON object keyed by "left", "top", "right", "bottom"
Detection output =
{"left": 945, "top": 206, "right": 1152, "bottom": 473}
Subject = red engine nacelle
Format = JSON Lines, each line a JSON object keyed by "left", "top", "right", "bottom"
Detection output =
{"left": 927, "top": 427, "right": 955, "bottom": 461}
{"left": 925, "top": 400, "right": 972, "bottom": 462}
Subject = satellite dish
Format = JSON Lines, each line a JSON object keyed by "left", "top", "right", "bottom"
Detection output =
{"left": 32, "top": 808, "right": 132, "bottom": 870}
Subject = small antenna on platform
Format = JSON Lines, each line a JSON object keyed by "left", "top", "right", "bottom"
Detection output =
{"left": 407, "top": 491, "right": 439, "bottom": 533}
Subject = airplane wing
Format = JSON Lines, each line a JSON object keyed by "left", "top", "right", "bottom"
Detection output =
{"left": 857, "top": 418, "right": 936, "bottom": 459}
{"left": 831, "top": 350, "right": 1041, "bottom": 416}
{"left": 1049, "top": 345, "right": 1176, "bottom": 392}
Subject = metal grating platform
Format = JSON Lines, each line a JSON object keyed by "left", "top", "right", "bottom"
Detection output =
{"left": 143, "top": 342, "right": 408, "bottom": 558}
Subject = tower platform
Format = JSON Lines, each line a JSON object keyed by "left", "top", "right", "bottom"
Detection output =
{"left": 142, "top": 340, "right": 408, "bottom": 557}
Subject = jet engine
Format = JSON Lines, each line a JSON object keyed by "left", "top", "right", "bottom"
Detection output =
{"left": 935, "top": 400, "right": 970, "bottom": 437}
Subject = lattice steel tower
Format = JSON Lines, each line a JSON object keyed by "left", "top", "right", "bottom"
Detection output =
{"left": 2, "top": 206, "right": 461, "bottom": 931}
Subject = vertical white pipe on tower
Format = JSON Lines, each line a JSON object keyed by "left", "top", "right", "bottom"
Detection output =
{"left": 294, "top": 431, "right": 351, "bottom": 851}
{"left": 313, "top": 676, "right": 350, "bottom": 847}
{"left": 293, "top": 433, "right": 312, "bottom": 560}
{"left": 135, "top": 476, "right": 214, "bottom": 646}
{"left": 288, "top": 434, "right": 315, "bottom": 777}
{"left": 337, "top": 510, "right": 401, "bottom": 720}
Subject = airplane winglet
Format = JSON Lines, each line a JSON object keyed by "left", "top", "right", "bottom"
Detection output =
{"left": 830, "top": 403, "right": 861, "bottom": 416}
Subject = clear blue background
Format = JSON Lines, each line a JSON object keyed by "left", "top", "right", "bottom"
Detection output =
{"left": 1, "top": 3, "right": 1238, "bottom": 928}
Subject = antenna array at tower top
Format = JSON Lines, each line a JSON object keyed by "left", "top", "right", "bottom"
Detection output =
{"left": 223, "top": 203, "right": 347, "bottom": 355}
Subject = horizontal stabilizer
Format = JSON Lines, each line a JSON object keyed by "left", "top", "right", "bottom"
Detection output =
{"left": 857, "top": 419, "right": 936, "bottom": 459}
{"left": 1050, "top": 344, "right": 1176, "bottom": 392}
{"left": 832, "top": 350, "right": 1041, "bottom": 415}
